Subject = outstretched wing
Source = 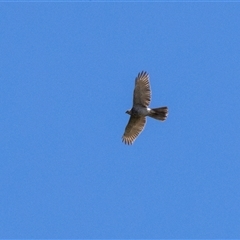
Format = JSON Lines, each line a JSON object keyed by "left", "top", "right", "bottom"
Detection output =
{"left": 133, "top": 71, "right": 151, "bottom": 107}
{"left": 122, "top": 116, "right": 146, "bottom": 145}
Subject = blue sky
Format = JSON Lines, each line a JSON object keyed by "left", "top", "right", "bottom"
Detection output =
{"left": 1, "top": 2, "right": 240, "bottom": 239}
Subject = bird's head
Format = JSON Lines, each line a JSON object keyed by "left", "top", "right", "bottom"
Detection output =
{"left": 125, "top": 109, "right": 131, "bottom": 115}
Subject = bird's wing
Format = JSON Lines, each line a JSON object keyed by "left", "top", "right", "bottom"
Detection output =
{"left": 133, "top": 71, "right": 151, "bottom": 107}
{"left": 122, "top": 116, "right": 146, "bottom": 145}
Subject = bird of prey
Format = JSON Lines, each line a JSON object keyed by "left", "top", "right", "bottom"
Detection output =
{"left": 122, "top": 71, "right": 168, "bottom": 145}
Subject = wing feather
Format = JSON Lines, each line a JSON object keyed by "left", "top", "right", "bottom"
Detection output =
{"left": 133, "top": 71, "right": 151, "bottom": 107}
{"left": 122, "top": 116, "right": 146, "bottom": 145}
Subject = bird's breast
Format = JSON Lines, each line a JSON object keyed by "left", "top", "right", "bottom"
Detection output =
{"left": 132, "top": 106, "right": 150, "bottom": 116}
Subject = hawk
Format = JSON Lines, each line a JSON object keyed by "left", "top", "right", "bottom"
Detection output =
{"left": 122, "top": 71, "right": 168, "bottom": 145}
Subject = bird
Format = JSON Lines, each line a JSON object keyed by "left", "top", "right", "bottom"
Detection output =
{"left": 122, "top": 71, "right": 168, "bottom": 145}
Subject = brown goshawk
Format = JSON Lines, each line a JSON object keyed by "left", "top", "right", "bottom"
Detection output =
{"left": 122, "top": 71, "right": 168, "bottom": 145}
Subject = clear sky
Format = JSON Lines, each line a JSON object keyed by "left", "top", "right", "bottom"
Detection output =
{"left": 1, "top": 2, "right": 240, "bottom": 239}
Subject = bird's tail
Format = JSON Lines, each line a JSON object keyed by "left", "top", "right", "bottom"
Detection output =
{"left": 149, "top": 107, "right": 168, "bottom": 121}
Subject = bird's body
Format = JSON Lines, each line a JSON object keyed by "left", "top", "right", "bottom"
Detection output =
{"left": 126, "top": 106, "right": 151, "bottom": 116}
{"left": 122, "top": 71, "right": 168, "bottom": 145}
